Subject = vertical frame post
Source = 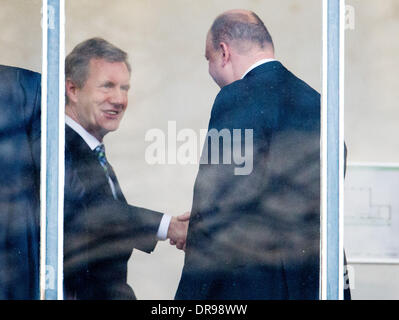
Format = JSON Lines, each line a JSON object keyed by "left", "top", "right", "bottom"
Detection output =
{"left": 321, "top": 0, "right": 345, "bottom": 300}
{"left": 40, "top": 0, "right": 65, "bottom": 300}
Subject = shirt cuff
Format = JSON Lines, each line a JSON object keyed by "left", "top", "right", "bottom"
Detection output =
{"left": 156, "top": 214, "right": 172, "bottom": 240}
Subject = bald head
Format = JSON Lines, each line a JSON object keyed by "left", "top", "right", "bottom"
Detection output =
{"left": 209, "top": 9, "right": 274, "bottom": 54}
{"left": 205, "top": 10, "right": 275, "bottom": 88}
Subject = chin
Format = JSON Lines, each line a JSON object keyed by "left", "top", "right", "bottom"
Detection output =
{"left": 101, "top": 123, "right": 120, "bottom": 136}
{"left": 107, "top": 125, "right": 120, "bottom": 133}
{"left": 215, "top": 77, "right": 231, "bottom": 89}
{"left": 218, "top": 81, "right": 229, "bottom": 89}
{"left": 215, "top": 79, "right": 225, "bottom": 88}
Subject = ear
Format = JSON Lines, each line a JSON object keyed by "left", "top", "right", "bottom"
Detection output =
{"left": 65, "top": 78, "right": 79, "bottom": 105}
{"left": 219, "top": 42, "right": 231, "bottom": 67}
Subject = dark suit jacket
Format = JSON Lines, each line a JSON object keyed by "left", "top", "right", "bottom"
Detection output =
{"left": 176, "top": 61, "right": 322, "bottom": 300}
{"left": 0, "top": 65, "right": 41, "bottom": 299}
{"left": 64, "top": 126, "right": 163, "bottom": 300}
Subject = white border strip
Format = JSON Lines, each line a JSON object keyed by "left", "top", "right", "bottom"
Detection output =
{"left": 57, "top": 0, "right": 65, "bottom": 300}
{"left": 348, "top": 162, "right": 399, "bottom": 169}
{"left": 348, "top": 258, "right": 399, "bottom": 265}
{"left": 338, "top": 0, "right": 346, "bottom": 300}
{"left": 320, "top": 0, "right": 329, "bottom": 301}
{"left": 40, "top": 0, "right": 48, "bottom": 301}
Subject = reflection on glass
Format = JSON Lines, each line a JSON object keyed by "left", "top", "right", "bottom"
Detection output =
{"left": 0, "top": 0, "right": 42, "bottom": 300}
{"left": 64, "top": 0, "right": 324, "bottom": 300}
{"left": 344, "top": 0, "right": 399, "bottom": 300}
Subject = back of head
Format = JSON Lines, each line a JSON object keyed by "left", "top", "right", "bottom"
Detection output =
{"left": 210, "top": 10, "right": 274, "bottom": 54}
{"left": 65, "top": 37, "right": 131, "bottom": 90}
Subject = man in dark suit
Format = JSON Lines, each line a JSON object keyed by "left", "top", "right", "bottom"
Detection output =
{"left": 176, "top": 9, "right": 346, "bottom": 299}
{"left": 0, "top": 65, "right": 41, "bottom": 299}
{"left": 63, "top": 38, "right": 189, "bottom": 299}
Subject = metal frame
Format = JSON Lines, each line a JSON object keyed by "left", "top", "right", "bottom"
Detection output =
{"left": 321, "top": 0, "right": 346, "bottom": 300}
{"left": 40, "top": 0, "right": 65, "bottom": 300}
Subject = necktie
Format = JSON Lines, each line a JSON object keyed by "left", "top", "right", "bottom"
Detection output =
{"left": 94, "top": 144, "right": 118, "bottom": 200}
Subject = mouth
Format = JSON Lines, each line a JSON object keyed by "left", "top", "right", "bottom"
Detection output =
{"left": 103, "top": 109, "right": 121, "bottom": 118}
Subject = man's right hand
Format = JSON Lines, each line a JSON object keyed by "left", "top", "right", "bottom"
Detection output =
{"left": 167, "top": 211, "right": 190, "bottom": 251}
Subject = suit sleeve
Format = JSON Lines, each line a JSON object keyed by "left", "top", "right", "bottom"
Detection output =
{"left": 82, "top": 196, "right": 163, "bottom": 254}
{"left": 119, "top": 201, "right": 163, "bottom": 253}
{"left": 0, "top": 66, "right": 42, "bottom": 299}
{"left": 21, "top": 70, "right": 42, "bottom": 185}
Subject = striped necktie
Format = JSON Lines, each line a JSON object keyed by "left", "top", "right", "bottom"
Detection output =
{"left": 94, "top": 144, "right": 118, "bottom": 200}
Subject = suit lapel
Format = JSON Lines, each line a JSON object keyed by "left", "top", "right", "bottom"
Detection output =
{"left": 65, "top": 126, "right": 126, "bottom": 203}
{"left": 107, "top": 163, "right": 127, "bottom": 203}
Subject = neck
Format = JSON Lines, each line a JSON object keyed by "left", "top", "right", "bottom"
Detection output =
{"left": 234, "top": 51, "right": 275, "bottom": 80}
{"left": 65, "top": 104, "right": 79, "bottom": 124}
{"left": 65, "top": 104, "right": 104, "bottom": 142}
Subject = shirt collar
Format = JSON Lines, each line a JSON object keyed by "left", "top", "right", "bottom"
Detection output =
{"left": 241, "top": 58, "right": 277, "bottom": 79}
{"left": 65, "top": 115, "right": 102, "bottom": 151}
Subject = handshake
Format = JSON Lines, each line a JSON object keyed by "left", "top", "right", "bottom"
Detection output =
{"left": 167, "top": 211, "right": 190, "bottom": 251}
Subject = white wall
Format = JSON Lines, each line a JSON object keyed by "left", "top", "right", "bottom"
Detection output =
{"left": 344, "top": 0, "right": 399, "bottom": 300}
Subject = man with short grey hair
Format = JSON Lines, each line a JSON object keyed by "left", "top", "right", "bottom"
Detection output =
{"left": 65, "top": 37, "right": 131, "bottom": 105}
{"left": 63, "top": 37, "right": 189, "bottom": 299}
{"left": 176, "top": 9, "right": 324, "bottom": 299}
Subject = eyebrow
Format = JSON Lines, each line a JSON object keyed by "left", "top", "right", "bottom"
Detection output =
{"left": 101, "top": 81, "right": 115, "bottom": 87}
{"left": 100, "top": 81, "right": 130, "bottom": 90}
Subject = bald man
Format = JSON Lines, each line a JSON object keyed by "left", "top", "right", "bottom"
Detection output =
{"left": 176, "top": 10, "right": 325, "bottom": 299}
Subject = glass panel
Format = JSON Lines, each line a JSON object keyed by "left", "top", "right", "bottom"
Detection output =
{"left": 344, "top": 0, "right": 399, "bottom": 300}
{"left": 0, "top": 0, "right": 42, "bottom": 299}
{"left": 41, "top": 0, "right": 65, "bottom": 300}
{"left": 63, "top": 0, "right": 323, "bottom": 300}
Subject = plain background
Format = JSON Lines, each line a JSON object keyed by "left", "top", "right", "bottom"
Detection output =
{"left": 1, "top": 0, "right": 398, "bottom": 299}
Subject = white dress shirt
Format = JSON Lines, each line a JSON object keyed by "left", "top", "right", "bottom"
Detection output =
{"left": 65, "top": 115, "right": 171, "bottom": 240}
{"left": 241, "top": 58, "right": 277, "bottom": 79}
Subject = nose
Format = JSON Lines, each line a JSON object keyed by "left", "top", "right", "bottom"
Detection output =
{"left": 109, "top": 87, "right": 127, "bottom": 108}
